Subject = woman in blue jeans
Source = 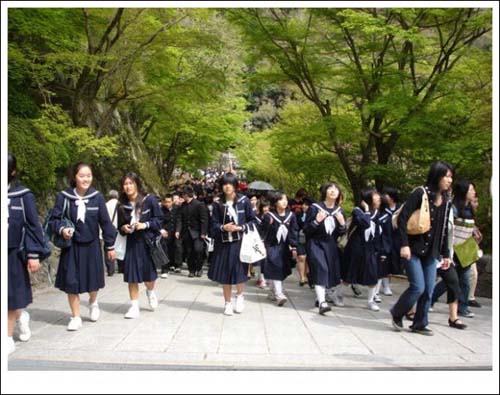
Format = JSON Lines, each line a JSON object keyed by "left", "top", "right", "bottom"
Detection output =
{"left": 390, "top": 161, "right": 454, "bottom": 336}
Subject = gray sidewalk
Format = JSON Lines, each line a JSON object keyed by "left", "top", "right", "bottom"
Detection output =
{"left": 8, "top": 269, "right": 492, "bottom": 370}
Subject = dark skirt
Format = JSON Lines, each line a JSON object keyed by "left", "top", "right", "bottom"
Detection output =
{"left": 208, "top": 240, "right": 248, "bottom": 285}
{"left": 123, "top": 233, "right": 158, "bottom": 284}
{"left": 297, "top": 243, "right": 307, "bottom": 257}
{"left": 306, "top": 238, "right": 342, "bottom": 288}
{"left": 344, "top": 240, "right": 378, "bottom": 286}
{"left": 55, "top": 239, "right": 105, "bottom": 294}
{"left": 8, "top": 248, "right": 33, "bottom": 310}
{"left": 264, "top": 244, "right": 292, "bottom": 281}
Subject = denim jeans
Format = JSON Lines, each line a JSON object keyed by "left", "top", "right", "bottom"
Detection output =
{"left": 456, "top": 264, "right": 471, "bottom": 314}
{"left": 391, "top": 254, "right": 438, "bottom": 329}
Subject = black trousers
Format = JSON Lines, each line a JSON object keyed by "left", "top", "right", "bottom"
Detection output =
{"left": 183, "top": 234, "right": 204, "bottom": 273}
{"left": 432, "top": 265, "right": 461, "bottom": 305}
{"left": 160, "top": 237, "right": 183, "bottom": 272}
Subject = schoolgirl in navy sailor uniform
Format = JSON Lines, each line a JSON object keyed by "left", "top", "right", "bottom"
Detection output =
{"left": 261, "top": 191, "right": 299, "bottom": 306}
{"left": 51, "top": 163, "right": 117, "bottom": 331}
{"left": 344, "top": 189, "right": 384, "bottom": 311}
{"left": 208, "top": 173, "right": 257, "bottom": 316}
{"left": 117, "top": 172, "right": 164, "bottom": 319}
{"left": 303, "top": 182, "right": 346, "bottom": 315}
{"left": 7, "top": 153, "right": 43, "bottom": 354}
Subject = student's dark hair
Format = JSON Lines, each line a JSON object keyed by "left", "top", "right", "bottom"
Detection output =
{"left": 319, "top": 182, "right": 343, "bottom": 205}
{"left": 70, "top": 162, "right": 92, "bottom": 188}
{"left": 268, "top": 190, "right": 287, "bottom": 210}
{"left": 359, "top": 188, "right": 378, "bottom": 209}
{"left": 119, "top": 172, "right": 146, "bottom": 214}
{"left": 182, "top": 185, "right": 195, "bottom": 198}
{"left": 257, "top": 198, "right": 270, "bottom": 214}
{"left": 426, "top": 161, "right": 454, "bottom": 193}
{"left": 163, "top": 193, "right": 173, "bottom": 200}
{"left": 295, "top": 188, "right": 308, "bottom": 200}
{"left": 219, "top": 172, "right": 239, "bottom": 191}
{"left": 453, "top": 180, "right": 475, "bottom": 218}
{"left": 302, "top": 196, "right": 314, "bottom": 207}
{"left": 382, "top": 186, "right": 399, "bottom": 204}
{"left": 8, "top": 152, "right": 17, "bottom": 184}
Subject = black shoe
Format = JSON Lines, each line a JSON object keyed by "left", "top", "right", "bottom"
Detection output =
{"left": 448, "top": 318, "right": 467, "bottom": 330}
{"left": 390, "top": 311, "right": 404, "bottom": 331}
{"left": 196, "top": 271, "right": 203, "bottom": 277}
{"left": 315, "top": 300, "right": 319, "bottom": 308}
{"left": 319, "top": 302, "right": 331, "bottom": 315}
{"left": 188, "top": 272, "right": 195, "bottom": 278}
{"left": 299, "top": 281, "right": 306, "bottom": 287}
{"left": 351, "top": 284, "right": 362, "bottom": 297}
{"left": 468, "top": 300, "right": 482, "bottom": 308}
{"left": 175, "top": 268, "right": 181, "bottom": 273}
{"left": 410, "top": 326, "right": 434, "bottom": 336}
{"left": 107, "top": 271, "right": 114, "bottom": 277}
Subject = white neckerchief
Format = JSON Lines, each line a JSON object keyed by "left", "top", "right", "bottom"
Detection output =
{"left": 364, "top": 210, "right": 378, "bottom": 242}
{"left": 269, "top": 211, "right": 292, "bottom": 243}
{"left": 130, "top": 202, "right": 137, "bottom": 227}
{"left": 226, "top": 200, "right": 238, "bottom": 225}
{"left": 313, "top": 203, "right": 340, "bottom": 235}
{"left": 74, "top": 189, "right": 89, "bottom": 223}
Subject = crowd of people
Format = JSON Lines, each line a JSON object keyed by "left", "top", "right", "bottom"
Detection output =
{"left": 7, "top": 154, "right": 485, "bottom": 355}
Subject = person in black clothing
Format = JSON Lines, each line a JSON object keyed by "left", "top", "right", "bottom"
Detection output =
{"left": 160, "top": 194, "right": 181, "bottom": 277}
{"left": 176, "top": 186, "right": 209, "bottom": 277}
{"left": 390, "top": 161, "right": 454, "bottom": 336}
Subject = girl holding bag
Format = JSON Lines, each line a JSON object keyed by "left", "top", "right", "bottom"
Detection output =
{"left": 261, "top": 191, "right": 299, "bottom": 306}
{"left": 117, "top": 172, "right": 164, "bottom": 319}
{"left": 208, "top": 173, "right": 257, "bottom": 316}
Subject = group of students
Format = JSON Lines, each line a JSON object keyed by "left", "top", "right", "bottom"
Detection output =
{"left": 7, "top": 154, "right": 483, "bottom": 354}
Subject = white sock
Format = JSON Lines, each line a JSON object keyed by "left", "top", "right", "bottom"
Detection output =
{"left": 375, "top": 279, "right": 382, "bottom": 295}
{"left": 382, "top": 277, "right": 390, "bottom": 289}
{"left": 259, "top": 273, "right": 265, "bottom": 281}
{"left": 90, "top": 300, "right": 98, "bottom": 307}
{"left": 315, "top": 285, "right": 326, "bottom": 304}
{"left": 274, "top": 281, "right": 283, "bottom": 296}
{"left": 131, "top": 299, "right": 139, "bottom": 308}
{"left": 367, "top": 287, "right": 377, "bottom": 303}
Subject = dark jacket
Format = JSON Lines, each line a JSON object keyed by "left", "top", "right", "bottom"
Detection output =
{"left": 8, "top": 184, "right": 46, "bottom": 259}
{"left": 51, "top": 187, "right": 117, "bottom": 251}
{"left": 176, "top": 198, "right": 209, "bottom": 239}
{"left": 398, "top": 186, "right": 451, "bottom": 260}
{"left": 161, "top": 205, "right": 179, "bottom": 236}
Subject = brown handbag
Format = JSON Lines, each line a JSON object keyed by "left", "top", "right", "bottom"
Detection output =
{"left": 392, "top": 187, "right": 431, "bottom": 235}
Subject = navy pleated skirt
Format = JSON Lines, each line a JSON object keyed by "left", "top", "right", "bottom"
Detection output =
{"left": 264, "top": 244, "right": 292, "bottom": 281}
{"left": 123, "top": 233, "right": 158, "bottom": 284}
{"left": 344, "top": 241, "right": 379, "bottom": 286}
{"left": 208, "top": 240, "right": 248, "bottom": 285}
{"left": 8, "top": 248, "right": 33, "bottom": 310}
{"left": 55, "top": 239, "right": 105, "bottom": 294}
{"left": 306, "top": 238, "right": 342, "bottom": 288}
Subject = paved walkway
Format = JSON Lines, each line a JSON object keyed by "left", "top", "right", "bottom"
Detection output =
{"left": 8, "top": 269, "right": 492, "bottom": 370}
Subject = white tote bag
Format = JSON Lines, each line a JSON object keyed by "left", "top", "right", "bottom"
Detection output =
{"left": 240, "top": 224, "right": 267, "bottom": 264}
{"left": 114, "top": 233, "right": 127, "bottom": 260}
{"left": 204, "top": 236, "right": 215, "bottom": 253}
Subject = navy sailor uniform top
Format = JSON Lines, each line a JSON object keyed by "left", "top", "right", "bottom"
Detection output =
{"left": 50, "top": 187, "right": 117, "bottom": 251}
{"left": 211, "top": 194, "right": 257, "bottom": 243}
{"left": 261, "top": 210, "right": 299, "bottom": 249}
{"left": 117, "top": 194, "right": 164, "bottom": 239}
{"left": 8, "top": 184, "right": 46, "bottom": 260}
{"left": 303, "top": 202, "right": 347, "bottom": 240}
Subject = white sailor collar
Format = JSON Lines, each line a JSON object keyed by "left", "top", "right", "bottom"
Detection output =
{"left": 8, "top": 184, "right": 31, "bottom": 198}
{"left": 61, "top": 187, "right": 100, "bottom": 201}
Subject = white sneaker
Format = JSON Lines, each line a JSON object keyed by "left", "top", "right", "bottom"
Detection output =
{"left": 382, "top": 288, "right": 393, "bottom": 296}
{"left": 368, "top": 301, "right": 380, "bottom": 312}
{"left": 234, "top": 294, "right": 245, "bottom": 314}
{"left": 160, "top": 273, "right": 168, "bottom": 279}
{"left": 7, "top": 337, "right": 16, "bottom": 355}
{"left": 267, "top": 292, "right": 277, "bottom": 301}
{"left": 224, "top": 302, "right": 234, "bottom": 316}
{"left": 374, "top": 294, "right": 382, "bottom": 303}
{"left": 147, "top": 290, "right": 158, "bottom": 310}
{"left": 124, "top": 304, "right": 140, "bottom": 319}
{"left": 332, "top": 289, "right": 345, "bottom": 307}
{"left": 89, "top": 302, "right": 100, "bottom": 322}
{"left": 276, "top": 294, "right": 288, "bottom": 307}
{"left": 67, "top": 316, "right": 83, "bottom": 331}
{"left": 17, "top": 310, "right": 32, "bottom": 342}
